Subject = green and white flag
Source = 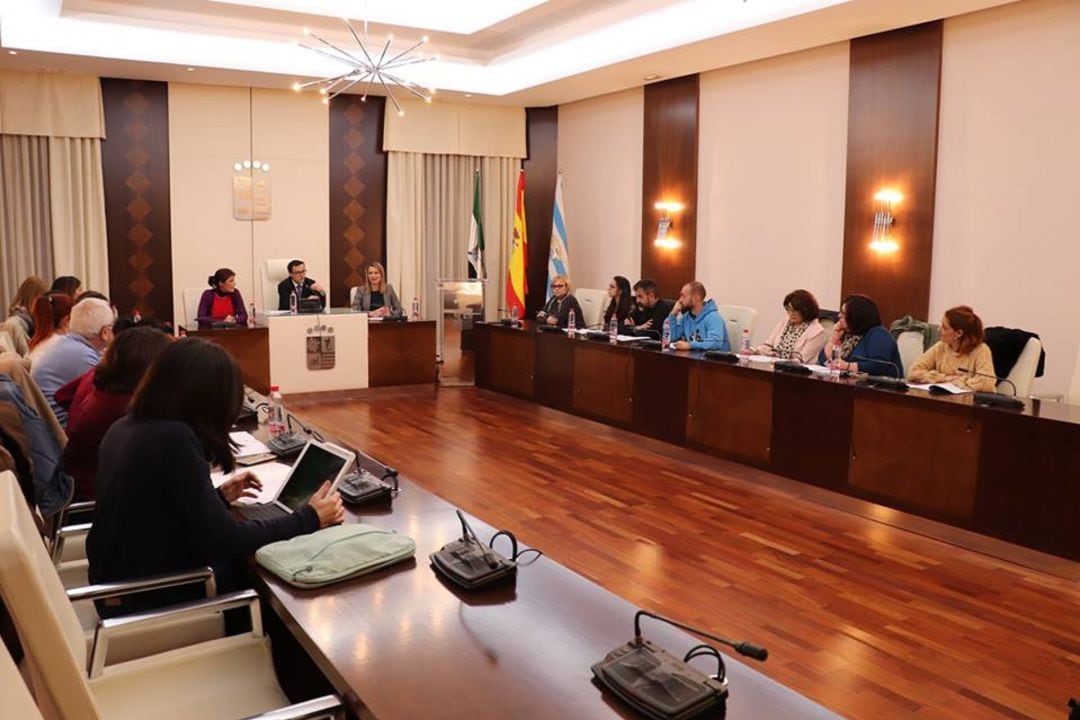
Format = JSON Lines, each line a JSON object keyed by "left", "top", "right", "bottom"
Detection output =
{"left": 467, "top": 170, "right": 485, "bottom": 279}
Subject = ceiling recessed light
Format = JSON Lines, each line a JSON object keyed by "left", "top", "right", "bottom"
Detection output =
{"left": 465, "top": 93, "right": 472, "bottom": 98}
{"left": 7, "top": 50, "right": 17, "bottom": 55}
{"left": 186, "top": 66, "right": 195, "bottom": 71}
{"left": 644, "top": 74, "right": 661, "bottom": 81}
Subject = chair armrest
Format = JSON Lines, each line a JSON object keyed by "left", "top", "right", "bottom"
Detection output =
{"left": 240, "top": 695, "right": 345, "bottom": 720}
{"left": 66, "top": 566, "right": 216, "bottom": 603}
{"left": 89, "top": 589, "right": 260, "bottom": 678}
{"left": 56, "top": 500, "right": 96, "bottom": 531}
{"left": 50, "top": 522, "right": 93, "bottom": 564}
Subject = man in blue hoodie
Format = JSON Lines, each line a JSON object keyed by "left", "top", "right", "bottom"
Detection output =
{"left": 669, "top": 281, "right": 730, "bottom": 351}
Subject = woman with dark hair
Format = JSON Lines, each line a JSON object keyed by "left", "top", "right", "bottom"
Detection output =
{"left": 27, "top": 292, "right": 75, "bottom": 361}
{"left": 908, "top": 305, "right": 996, "bottom": 391}
{"left": 196, "top": 268, "right": 248, "bottom": 328}
{"left": 86, "top": 338, "right": 343, "bottom": 615}
{"left": 603, "top": 276, "right": 633, "bottom": 327}
{"left": 56, "top": 326, "right": 174, "bottom": 501}
{"left": 818, "top": 294, "right": 903, "bottom": 377}
{"left": 753, "top": 289, "right": 826, "bottom": 362}
{"left": 50, "top": 275, "right": 82, "bottom": 298}
{"left": 2, "top": 276, "right": 48, "bottom": 355}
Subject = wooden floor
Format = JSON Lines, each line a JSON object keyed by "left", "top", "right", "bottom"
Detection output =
{"left": 289, "top": 385, "right": 1080, "bottom": 720}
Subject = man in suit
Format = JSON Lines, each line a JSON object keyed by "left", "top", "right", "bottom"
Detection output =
{"left": 277, "top": 259, "right": 327, "bottom": 311}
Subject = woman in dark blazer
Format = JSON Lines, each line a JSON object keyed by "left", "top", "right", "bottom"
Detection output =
{"left": 602, "top": 276, "right": 633, "bottom": 328}
{"left": 818, "top": 294, "right": 903, "bottom": 378}
{"left": 351, "top": 262, "right": 403, "bottom": 317}
{"left": 197, "top": 268, "right": 248, "bottom": 328}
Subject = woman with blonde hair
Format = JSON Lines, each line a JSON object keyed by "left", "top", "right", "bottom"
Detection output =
{"left": 3, "top": 276, "right": 49, "bottom": 355}
{"left": 351, "top": 262, "right": 403, "bottom": 317}
{"left": 907, "top": 305, "right": 996, "bottom": 391}
{"left": 537, "top": 275, "right": 584, "bottom": 329}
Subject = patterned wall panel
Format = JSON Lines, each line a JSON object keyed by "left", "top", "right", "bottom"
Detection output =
{"left": 328, "top": 95, "right": 387, "bottom": 308}
{"left": 524, "top": 107, "right": 558, "bottom": 317}
{"left": 101, "top": 78, "right": 173, "bottom": 322}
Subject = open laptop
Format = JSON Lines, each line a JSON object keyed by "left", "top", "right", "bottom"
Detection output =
{"left": 235, "top": 440, "right": 353, "bottom": 522}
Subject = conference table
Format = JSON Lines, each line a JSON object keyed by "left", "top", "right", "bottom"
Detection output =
{"left": 238, "top": 408, "right": 838, "bottom": 720}
{"left": 474, "top": 323, "right": 1080, "bottom": 561}
{"left": 184, "top": 312, "right": 435, "bottom": 394}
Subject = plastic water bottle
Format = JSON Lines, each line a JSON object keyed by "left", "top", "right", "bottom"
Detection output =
{"left": 830, "top": 345, "right": 842, "bottom": 379}
{"left": 267, "top": 385, "right": 286, "bottom": 436}
{"left": 511, "top": 305, "right": 520, "bottom": 326}
{"left": 289, "top": 291, "right": 298, "bottom": 314}
{"left": 568, "top": 309, "right": 576, "bottom": 334}
{"left": 411, "top": 297, "right": 420, "bottom": 321}
{"left": 661, "top": 317, "right": 672, "bottom": 350}
{"left": 248, "top": 303, "right": 256, "bottom": 328}
{"left": 741, "top": 328, "right": 752, "bottom": 359}
{"left": 132, "top": 309, "right": 142, "bottom": 323}
{"left": 608, "top": 314, "right": 618, "bottom": 344}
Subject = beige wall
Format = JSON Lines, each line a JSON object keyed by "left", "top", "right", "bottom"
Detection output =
{"left": 169, "top": 84, "right": 328, "bottom": 322}
{"left": 555, "top": 87, "right": 643, "bottom": 292}
{"left": 697, "top": 43, "right": 849, "bottom": 344}
{"left": 932, "top": 0, "right": 1080, "bottom": 395}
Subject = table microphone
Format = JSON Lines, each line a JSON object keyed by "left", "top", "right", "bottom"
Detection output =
{"left": 848, "top": 354, "right": 902, "bottom": 380}
{"left": 954, "top": 367, "right": 1026, "bottom": 410}
{"left": 957, "top": 367, "right": 1019, "bottom": 397}
{"left": 848, "top": 355, "right": 908, "bottom": 392}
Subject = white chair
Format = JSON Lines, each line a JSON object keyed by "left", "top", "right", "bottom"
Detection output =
{"left": 1, "top": 641, "right": 44, "bottom": 720}
{"left": 897, "top": 331, "right": 925, "bottom": 376}
{"left": 0, "top": 471, "right": 343, "bottom": 720}
{"left": 181, "top": 288, "right": 203, "bottom": 328}
{"left": 575, "top": 288, "right": 607, "bottom": 328}
{"left": 348, "top": 286, "right": 360, "bottom": 309}
{"left": 1002, "top": 337, "right": 1041, "bottom": 398}
{"left": 262, "top": 258, "right": 292, "bottom": 312}
{"left": 1065, "top": 338, "right": 1080, "bottom": 405}
{"left": 717, "top": 305, "right": 758, "bottom": 348}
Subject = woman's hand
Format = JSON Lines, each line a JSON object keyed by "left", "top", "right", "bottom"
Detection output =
{"left": 546, "top": 315, "right": 558, "bottom": 325}
{"left": 309, "top": 481, "right": 345, "bottom": 528}
{"left": 224, "top": 314, "right": 236, "bottom": 324}
{"left": 219, "top": 472, "right": 262, "bottom": 503}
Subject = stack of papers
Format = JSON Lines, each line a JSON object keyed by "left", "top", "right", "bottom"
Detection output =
{"left": 908, "top": 382, "right": 972, "bottom": 394}
{"left": 211, "top": 462, "right": 291, "bottom": 505}
{"left": 230, "top": 431, "right": 270, "bottom": 458}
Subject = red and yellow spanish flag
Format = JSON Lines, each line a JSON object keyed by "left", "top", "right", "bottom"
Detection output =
{"left": 506, "top": 169, "right": 528, "bottom": 318}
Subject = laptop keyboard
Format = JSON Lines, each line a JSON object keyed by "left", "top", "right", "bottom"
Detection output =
{"left": 236, "top": 503, "right": 288, "bottom": 522}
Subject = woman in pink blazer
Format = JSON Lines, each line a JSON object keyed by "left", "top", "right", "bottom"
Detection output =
{"left": 753, "top": 289, "right": 826, "bottom": 364}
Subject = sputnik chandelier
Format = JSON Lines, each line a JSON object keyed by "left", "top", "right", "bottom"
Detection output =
{"left": 292, "top": 18, "right": 435, "bottom": 116}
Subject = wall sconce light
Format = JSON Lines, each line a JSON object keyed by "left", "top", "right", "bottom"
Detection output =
{"left": 869, "top": 189, "right": 901, "bottom": 253}
{"left": 654, "top": 201, "right": 685, "bottom": 248}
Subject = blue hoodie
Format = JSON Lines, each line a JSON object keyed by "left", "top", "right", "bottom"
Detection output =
{"left": 669, "top": 299, "right": 730, "bottom": 351}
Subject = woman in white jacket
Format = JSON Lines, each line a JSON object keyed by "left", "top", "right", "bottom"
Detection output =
{"left": 753, "top": 289, "right": 826, "bottom": 363}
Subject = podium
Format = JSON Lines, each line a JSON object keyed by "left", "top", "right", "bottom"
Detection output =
{"left": 437, "top": 280, "right": 484, "bottom": 386}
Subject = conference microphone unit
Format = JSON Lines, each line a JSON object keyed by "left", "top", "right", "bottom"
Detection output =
{"left": 338, "top": 452, "right": 401, "bottom": 506}
{"left": 703, "top": 350, "right": 739, "bottom": 363}
{"left": 774, "top": 361, "right": 812, "bottom": 376}
{"left": 429, "top": 509, "right": 542, "bottom": 590}
{"left": 847, "top": 355, "right": 908, "bottom": 392}
{"left": 953, "top": 366, "right": 1026, "bottom": 410}
{"left": 592, "top": 609, "right": 768, "bottom": 720}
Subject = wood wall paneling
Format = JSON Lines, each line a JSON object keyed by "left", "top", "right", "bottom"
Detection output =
{"left": 329, "top": 95, "right": 387, "bottom": 309}
{"left": 572, "top": 343, "right": 633, "bottom": 425}
{"left": 770, "top": 373, "right": 853, "bottom": 491}
{"left": 641, "top": 75, "right": 699, "bottom": 300}
{"left": 841, "top": 22, "right": 943, "bottom": 325}
{"left": 101, "top": 78, "right": 174, "bottom": 322}
{"left": 367, "top": 321, "right": 436, "bottom": 386}
{"left": 686, "top": 361, "right": 772, "bottom": 465}
{"left": 524, "top": 107, "right": 558, "bottom": 317}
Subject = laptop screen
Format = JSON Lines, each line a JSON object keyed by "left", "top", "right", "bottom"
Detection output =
{"left": 278, "top": 444, "right": 349, "bottom": 512}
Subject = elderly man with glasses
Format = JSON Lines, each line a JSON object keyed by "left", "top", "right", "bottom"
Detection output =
{"left": 537, "top": 275, "right": 585, "bottom": 329}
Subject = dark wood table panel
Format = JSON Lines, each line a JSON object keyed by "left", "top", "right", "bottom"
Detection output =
{"left": 482, "top": 327, "right": 536, "bottom": 399}
{"left": 534, "top": 330, "right": 574, "bottom": 410}
{"left": 632, "top": 349, "right": 689, "bottom": 445}
{"left": 771, "top": 373, "right": 853, "bottom": 491}
{"left": 573, "top": 342, "right": 634, "bottom": 425}
{"left": 849, "top": 391, "right": 980, "bottom": 521}
{"left": 367, "top": 320, "right": 435, "bottom": 387}
{"left": 975, "top": 409, "right": 1080, "bottom": 559}
{"left": 686, "top": 361, "right": 773, "bottom": 465}
{"left": 185, "top": 326, "right": 271, "bottom": 394}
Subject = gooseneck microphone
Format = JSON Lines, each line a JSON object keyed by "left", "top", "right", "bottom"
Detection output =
{"left": 634, "top": 610, "right": 768, "bottom": 662}
{"left": 957, "top": 367, "right": 1019, "bottom": 397}
{"left": 848, "top": 354, "right": 902, "bottom": 380}
{"left": 849, "top": 354, "right": 908, "bottom": 391}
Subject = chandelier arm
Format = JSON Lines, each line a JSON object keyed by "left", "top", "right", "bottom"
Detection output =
{"left": 305, "top": 31, "right": 367, "bottom": 66}
{"left": 374, "top": 36, "right": 392, "bottom": 70}
{"left": 378, "top": 75, "right": 403, "bottom": 115}
{"left": 327, "top": 74, "right": 368, "bottom": 101}
{"left": 382, "top": 73, "right": 431, "bottom": 101}
{"left": 382, "top": 55, "right": 436, "bottom": 71}
{"left": 300, "top": 43, "right": 370, "bottom": 73}
{"left": 381, "top": 38, "right": 426, "bottom": 68}
{"left": 343, "top": 19, "right": 380, "bottom": 69}
{"left": 360, "top": 72, "right": 378, "bottom": 101}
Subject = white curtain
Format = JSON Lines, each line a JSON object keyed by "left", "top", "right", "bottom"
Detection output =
{"left": 48, "top": 137, "right": 109, "bottom": 295}
{"left": 386, "top": 152, "right": 518, "bottom": 321}
{"left": 0, "top": 135, "right": 53, "bottom": 306}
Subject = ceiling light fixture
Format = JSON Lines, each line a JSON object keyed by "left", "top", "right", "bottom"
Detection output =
{"left": 292, "top": 17, "right": 435, "bottom": 116}
{"left": 7, "top": 50, "right": 17, "bottom": 55}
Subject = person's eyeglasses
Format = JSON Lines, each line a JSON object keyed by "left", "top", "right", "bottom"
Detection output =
{"left": 552, "top": 283, "right": 566, "bottom": 288}
{"left": 291, "top": 270, "right": 306, "bottom": 276}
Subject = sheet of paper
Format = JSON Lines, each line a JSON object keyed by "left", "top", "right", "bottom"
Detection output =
{"left": 210, "top": 461, "right": 291, "bottom": 505}
{"left": 263, "top": 309, "right": 290, "bottom": 316}
{"left": 804, "top": 364, "right": 833, "bottom": 376}
{"left": 909, "top": 382, "right": 972, "bottom": 395}
{"left": 616, "top": 334, "right": 646, "bottom": 342}
{"left": 748, "top": 354, "right": 779, "bottom": 363}
{"left": 230, "top": 431, "right": 270, "bottom": 458}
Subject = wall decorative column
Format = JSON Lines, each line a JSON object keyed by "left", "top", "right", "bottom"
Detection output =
{"left": 329, "top": 95, "right": 387, "bottom": 308}
{"left": 641, "top": 75, "right": 699, "bottom": 300}
{"left": 841, "top": 21, "right": 943, "bottom": 324}
{"left": 101, "top": 78, "right": 173, "bottom": 321}
{"left": 524, "top": 106, "right": 558, "bottom": 316}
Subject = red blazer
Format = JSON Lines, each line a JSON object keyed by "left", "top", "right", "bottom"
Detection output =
{"left": 56, "top": 370, "right": 133, "bottom": 502}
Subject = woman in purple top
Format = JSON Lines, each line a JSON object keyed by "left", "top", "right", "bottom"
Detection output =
{"left": 196, "top": 268, "right": 248, "bottom": 329}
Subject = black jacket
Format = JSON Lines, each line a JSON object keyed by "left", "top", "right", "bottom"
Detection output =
{"left": 87, "top": 416, "right": 318, "bottom": 614}
{"left": 984, "top": 326, "right": 1046, "bottom": 378}
{"left": 277, "top": 276, "right": 325, "bottom": 311}
{"left": 629, "top": 299, "right": 675, "bottom": 334}
{"left": 540, "top": 294, "right": 585, "bottom": 329}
